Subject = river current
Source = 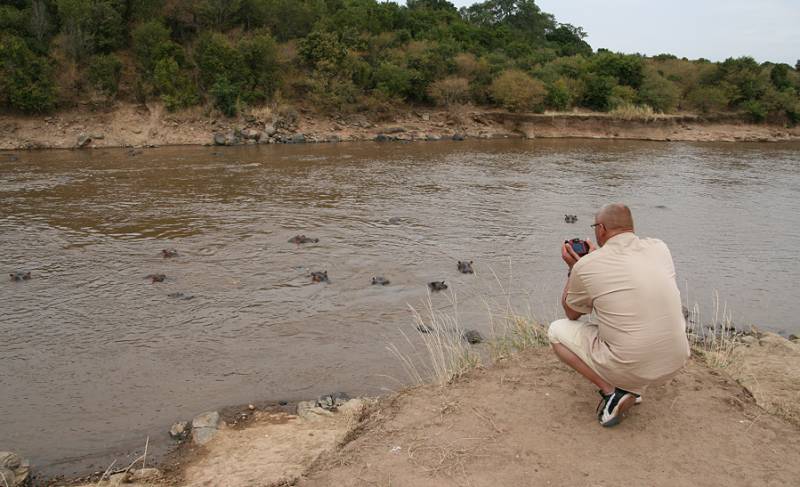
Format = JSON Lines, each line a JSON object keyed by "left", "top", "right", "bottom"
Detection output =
{"left": 1, "top": 139, "right": 798, "bottom": 476}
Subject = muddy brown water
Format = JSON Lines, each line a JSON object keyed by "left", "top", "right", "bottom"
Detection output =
{"left": 1, "top": 139, "right": 799, "bottom": 478}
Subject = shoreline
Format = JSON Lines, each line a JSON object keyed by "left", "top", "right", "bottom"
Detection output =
{"left": 18, "top": 330, "right": 800, "bottom": 487}
{"left": 2, "top": 104, "right": 800, "bottom": 152}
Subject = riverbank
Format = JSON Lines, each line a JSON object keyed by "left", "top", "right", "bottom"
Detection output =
{"left": 2, "top": 103, "right": 800, "bottom": 151}
{"left": 26, "top": 331, "right": 799, "bottom": 487}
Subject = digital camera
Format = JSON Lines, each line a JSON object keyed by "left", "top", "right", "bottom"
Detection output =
{"left": 566, "top": 238, "right": 590, "bottom": 257}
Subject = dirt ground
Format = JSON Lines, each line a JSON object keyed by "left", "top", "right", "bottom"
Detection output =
{"left": 2, "top": 102, "right": 800, "bottom": 151}
{"left": 297, "top": 348, "right": 800, "bottom": 487}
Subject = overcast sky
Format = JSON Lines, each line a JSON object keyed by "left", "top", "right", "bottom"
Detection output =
{"left": 447, "top": 0, "right": 799, "bottom": 65}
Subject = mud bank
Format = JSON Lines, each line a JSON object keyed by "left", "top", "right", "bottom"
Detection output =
{"left": 2, "top": 103, "right": 799, "bottom": 151}
{"left": 23, "top": 332, "right": 798, "bottom": 487}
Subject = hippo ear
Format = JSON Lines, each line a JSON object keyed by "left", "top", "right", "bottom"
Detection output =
{"left": 470, "top": 261, "right": 473, "bottom": 264}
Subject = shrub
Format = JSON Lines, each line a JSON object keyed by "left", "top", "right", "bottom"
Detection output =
{"left": 637, "top": 70, "right": 680, "bottom": 112}
{"left": 591, "top": 51, "right": 645, "bottom": 88}
{"left": 374, "top": 62, "right": 414, "bottom": 99}
{"left": 237, "top": 32, "right": 280, "bottom": 102}
{"left": 686, "top": 85, "right": 729, "bottom": 114}
{"left": 545, "top": 77, "right": 572, "bottom": 110}
{"left": 87, "top": 53, "right": 122, "bottom": 96}
{"left": 210, "top": 77, "right": 239, "bottom": 116}
{"left": 581, "top": 73, "right": 616, "bottom": 111}
{"left": 152, "top": 57, "right": 198, "bottom": 111}
{"left": 132, "top": 21, "right": 176, "bottom": 75}
{"left": 742, "top": 99, "right": 766, "bottom": 122}
{"left": 428, "top": 77, "right": 470, "bottom": 106}
{"left": 195, "top": 32, "right": 246, "bottom": 90}
{"left": 0, "top": 33, "right": 57, "bottom": 112}
{"left": 489, "top": 69, "right": 547, "bottom": 112}
{"left": 608, "top": 85, "right": 636, "bottom": 109}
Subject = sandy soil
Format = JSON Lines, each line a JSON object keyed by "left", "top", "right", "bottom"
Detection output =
{"left": 61, "top": 338, "right": 800, "bottom": 487}
{"left": 2, "top": 103, "right": 799, "bottom": 151}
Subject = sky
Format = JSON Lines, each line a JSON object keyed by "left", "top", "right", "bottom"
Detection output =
{"left": 447, "top": 0, "right": 799, "bottom": 65}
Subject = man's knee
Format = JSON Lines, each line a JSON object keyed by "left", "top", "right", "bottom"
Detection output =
{"left": 548, "top": 318, "right": 573, "bottom": 345}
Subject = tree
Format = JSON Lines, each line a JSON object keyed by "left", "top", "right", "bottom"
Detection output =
{"left": 637, "top": 70, "right": 679, "bottom": 112}
{"left": 489, "top": 68, "right": 546, "bottom": 112}
{"left": 29, "top": 0, "right": 52, "bottom": 43}
{"left": 88, "top": 53, "right": 123, "bottom": 95}
{"left": 770, "top": 64, "right": 791, "bottom": 90}
{"left": 581, "top": 73, "right": 616, "bottom": 111}
{"left": 0, "top": 33, "right": 57, "bottom": 112}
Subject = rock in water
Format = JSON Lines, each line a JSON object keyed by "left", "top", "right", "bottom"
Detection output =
{"left": 169, "top": 421, "right": 191, "bottom": 441}
{"left": 191, "top": 411, "right": 221, "bottom": 445}
{"left": 76, "top": 133, "right": 92, "bottom": 148}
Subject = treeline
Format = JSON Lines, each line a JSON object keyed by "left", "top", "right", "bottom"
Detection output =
{"left": 1, "top": 0, "right": 799, "bottom": 123}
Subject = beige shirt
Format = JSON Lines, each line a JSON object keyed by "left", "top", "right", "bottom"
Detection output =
{"left": 566, "top": 232, "right": 690, "bottom": 391}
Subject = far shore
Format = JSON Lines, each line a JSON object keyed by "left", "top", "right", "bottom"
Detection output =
{"left": 2, "top": 103, "right": 800, "bottom": 152}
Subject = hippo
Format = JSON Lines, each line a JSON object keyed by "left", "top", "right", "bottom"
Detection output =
{"left": 462, "top": 329, "right": 484, "bottom": 344}
{"left": 162, "top": 249, "right": 178, "bottom": 258}
{"left": 428, "top": 281, "right": 447, "bottom": 292}
{"left": 310, "top": 271, "right": 329, "bottom": 283}
{"left": 416, "top": 323, "right": 433, "bottom": 334}
{"left": 371, "top": 276, "right": 390, "bottom": 286}
{"left": 289, "top": 235, "right": 319, "bottom": 244}
{"left": 146, "top": 273, "right": 166, "bottom": 283}
{"left": 564, "top": 214, "right": 578, "bottom": 223}
{"left": 168, "top": 292, "right": 194, "bottom": 300}
{"left": 387, "top": 217, "right": 402, "bottom": 225}
{"left": 9, "top": 271, "right": 31, "bottom": 281}
{"left": 457, "top": 260, "right": 474, "bottom": 274}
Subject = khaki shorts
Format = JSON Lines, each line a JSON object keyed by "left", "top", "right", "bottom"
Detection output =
{"left": 548, "top": 318, "right": 604, "bottom": 377}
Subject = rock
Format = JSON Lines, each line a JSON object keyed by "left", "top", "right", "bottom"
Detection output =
{"left": 463, "top": 329, "right": 484, "bottom": 344}
{"left": 290, "top": 133, "right": 306, "bottom": 144}
{"left": 384, "top": 126, "right": 406, "bottom": 134}
{"left": 327, "top": 134, "right": 340, "bottom": 143}
{"left": 421, "top": 113, "right": 431, "bottom": 121}
{"left": 169, "top": 420, "right": 191, "bottom": 440}
{"left": 452, "top": 133, "right": 466, "bottom": 141}
{"left": 130, "top": 468, "right": 161, "bottom": 482}
{"left": 316, "top": 392, "right": 351, "bottom": 411}
{"left": 242, "top": 128, "right": 261, "bottom": 141}
{"left": 297, "top": 400, "right": 333, "bottom": 420}
{"left": 789, "top": 334, "right": 798, "bottom": 342}
{"left": 192, "top": 411, "right": 221, "bottom": 445}
{"left": 263, "top": 124, "right": 276, "bottom": 137}
{"left": 0, "top": 451, "right": 30, "bottom": 486}
{"left": 213, "top": 133, "right": 227, "bottom": 146}
{"left": 76, "top": 133, "right": 92, "bottom": 148}
{"left": 741, "top": 335, "right": 757, "bottom": 346}
{"left": 374, "top": 134, "right": 394, "bottom": 142}
{"left": 108, "top": 472, "right": 128, "bottom": 486}
{"left": 92, "top": 134, "right": 105, "bottom": 140}
{"left": 425, "top": 134, "right": 441, "bottom": 141}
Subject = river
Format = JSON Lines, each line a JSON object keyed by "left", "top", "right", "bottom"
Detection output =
{"left": 1, "top": 139, "right": 799, "bottom": 477}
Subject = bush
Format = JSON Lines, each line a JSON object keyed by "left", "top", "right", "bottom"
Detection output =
{"left": 153, "top": 57, "right": 198, "bottom": 111}
{"left": 210, "top": 77, "right": 239, "bottom": 116}
{"left": 87, "top": 53, "right": 122, "bottom": 96}
{"left": 545, "top": 77, "right": 572, "bottom": 110}
{"left": 195, "top": 32, "right": 246, "bottom": 90}
{"left": 591, "top": 52, "right": 645, "bottom": 88}
{"left": 581, "top": 74, "right": 616, "bottom": 111}
{"left": 428, "top": 77, "right": 470, "bottom": 106}
{"left": 686, "top": 85, "right": 728, "bottom": 114}
{"left": 742, "top": 99, "right": 766, "bottom": 122}
{"left": 489, "top": 69, "right": 547, "bottom": 112}
{"left": 637, "top": 70, "right": 680, "bottom": 112}
{"left": 132, "top": 21, "right": 177, "bottom": 75}
{"left": 374, "top": 62, "right": 414, "bottom": 99}
{"left": 237, "top": 32, "right": 280, "bottom": 102}
{"left": 0, "top": 33, "right": 57, "bottom": 112}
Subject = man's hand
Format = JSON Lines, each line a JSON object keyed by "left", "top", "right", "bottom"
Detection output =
{"left": 562, "top": 239, "right": 598, "bottom": 270}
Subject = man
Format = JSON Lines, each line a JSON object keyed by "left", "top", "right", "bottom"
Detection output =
{"left": 548, "top": 203, "right": 690, "bottom": 427}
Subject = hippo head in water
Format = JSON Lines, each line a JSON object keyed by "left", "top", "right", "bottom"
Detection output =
{"left": 289, "top": 235, "right": 319, "bottom": 244}
{"left": 457, "top": 261, "right": 474, "bottom": 274}
{"left": 10, "top": 271, "right": 31, "bottom": 281}
{"left": 564, "top": 214, "right": 578, "bottom": 223}
{"left": 146, "top": 273, "right": 166, "bottom": 283}
{"left": 311, "top": 271, "right": 329, "bottom": 283}
{"left": 162, "top": 249, "right": 178, "bottom": 258}
{"left": 371, "top": 276, "right": 390, "bottom": 285}
{"left": 428, "top": 281, "right": 447, "bottom": 292}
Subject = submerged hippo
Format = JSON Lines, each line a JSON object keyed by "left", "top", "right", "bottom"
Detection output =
{"left": 146, "top": 273, "right": 166, "bottom": 283}
{"left": 168, "top": 292, "right": 194, "bottom": 300}
{"left": 289, "top": 235, "right": 319, "bottom": 244}
{"left": 428, "top": 281, "right": 447, "bottom": 292}
{"left": 457, "top": 260, "right": 474, "bottom": 274}
{"left": 9, "top": 271, "right": 31, "bottom": 281}
{"left": 162, "top": 249, "right": 178, "bottom": 258}
{"left": 416, "top": 323, "right": 433, "bottom": 334}
{"left": 310, "top": 271, "right": 329, "bottom": 283}
{"left": 564, "top": 214, "right": 578, "bottom": 223}
{"left": 371, "top": 276, "right": 390, "bottom": 286}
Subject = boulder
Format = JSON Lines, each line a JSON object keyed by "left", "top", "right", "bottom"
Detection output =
{"left": 0, "top": 451, "right": 30, "bottom": 486}
{"left": 374, "top": 134, "right": 394, "bottom": 142}
{"left": 213, "top": 133, "right": 228, "bottom": 146}
{"left": 192, "top": 411, "right": 222, "bottom": 445}
{"left": 384, "top": 126, "right": 406, "bottom": 134}
{"left": 241, "top": 128, "right": 261, "bottom": 141}
{"left": 425, "top": 134, "right": 441, "bottom": 141}
{"left": 297, "top": 401, "right": 333, "bottom": 421}
{"left": 316, "top": 392, "right": 351, "bottom": 411}
{"left": 263, "top": 124, "right": 276, "bottom": 137}
{"left": 290, "top": 133, "right": 306, "bottom": 144}
{"left": 76, "top": 133, "right": 92, "bottom": 148}
{"left": 130, "top": 468, "right": 161, "bottom": 482}
{"left": 452, "top": 133, "right": 466, "bottom": 141}
{"left": 169, "top": 420, "right": 191, "bottom": 440}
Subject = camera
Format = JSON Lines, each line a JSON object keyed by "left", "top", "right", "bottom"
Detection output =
{"left": 566, "top": 238, "right": 590, "bottom": 257}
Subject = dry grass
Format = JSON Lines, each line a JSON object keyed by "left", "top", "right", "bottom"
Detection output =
{"left": 685, "top": 291, "right": 743, "bottom": 372}
{"left": 387, "top": 292, "right": 481, "bottom": 387}
{"left": 609, "top": 103, "right": 661, "bottom": 121}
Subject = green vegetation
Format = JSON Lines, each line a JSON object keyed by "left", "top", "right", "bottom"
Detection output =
{"left": 0, "top": 0, "right": 798, "bottom": 123}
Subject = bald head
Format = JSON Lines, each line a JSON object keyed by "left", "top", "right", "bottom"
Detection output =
{"left": 596, "top": 203, "right": 634, "bottom": 231}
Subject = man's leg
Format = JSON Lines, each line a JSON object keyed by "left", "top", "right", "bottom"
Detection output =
{"left": 551, "top": 342, "right": 614, "bottom": 395}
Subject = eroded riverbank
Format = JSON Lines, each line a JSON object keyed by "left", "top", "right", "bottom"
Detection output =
{"left": 2, "top": 103, "right": 800, "bottom": 151}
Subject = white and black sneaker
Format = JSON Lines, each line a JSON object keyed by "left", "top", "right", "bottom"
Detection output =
{"left": 596, "top": 388, "right": 637, "bottom": 427}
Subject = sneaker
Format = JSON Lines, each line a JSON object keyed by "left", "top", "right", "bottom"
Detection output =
{"left": 596, "top": 388, "right": 637, "bottom": 427}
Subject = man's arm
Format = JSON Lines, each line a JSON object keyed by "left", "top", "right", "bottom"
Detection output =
{"left": 562, "top": 275, "right": 584, "bottom": 320}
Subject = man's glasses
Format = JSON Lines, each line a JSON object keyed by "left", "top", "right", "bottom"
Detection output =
{"left": 590, "top": 223, "right": 604, "bottom": 229}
